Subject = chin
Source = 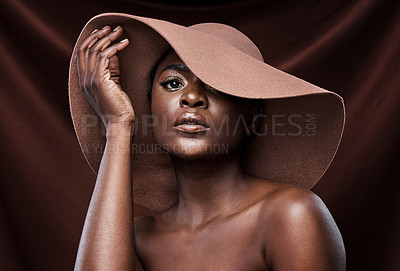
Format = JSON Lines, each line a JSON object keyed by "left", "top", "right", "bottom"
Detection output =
{"left": 164, "top": 140, "right": 232, "bottom": 161}
{"left": 154, "top": 134, "right": 238, "bottom": 160}
{"left": 167, "top": 143, "right": 212, "bottom": 160}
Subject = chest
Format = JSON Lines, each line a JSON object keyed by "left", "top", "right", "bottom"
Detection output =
{"left": 136, "top": 217, "right": 268, "bottom": 271}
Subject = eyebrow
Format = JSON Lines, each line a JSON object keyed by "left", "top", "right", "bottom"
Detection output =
{"left": 160, "top": 64, "right": 191, "bottom": 74}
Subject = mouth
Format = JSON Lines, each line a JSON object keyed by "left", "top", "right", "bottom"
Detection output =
{"left": 173, "top": 112, "right": 210, "bottom": 134}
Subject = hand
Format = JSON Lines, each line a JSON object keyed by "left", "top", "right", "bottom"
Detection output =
{"left": 76, "top": 25, "right": 134, "bottom": 132}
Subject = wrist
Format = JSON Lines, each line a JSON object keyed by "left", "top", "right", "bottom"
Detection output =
{"left": 106, "top": 121, "right": 134, "bottom": 139}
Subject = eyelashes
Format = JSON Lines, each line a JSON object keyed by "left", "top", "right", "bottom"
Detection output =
{"left": 159, "top": 76, "right": 185, "bottom": 92}
{"left": 159, "top": 75, "right": 220, "bottom": 95}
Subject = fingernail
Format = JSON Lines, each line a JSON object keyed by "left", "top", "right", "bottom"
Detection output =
{"left": 120, "top": 38, "right": 129, "bottom": 43}
{"left": 91, "top": 29, "right": 98, "bottom": 34}
{"left": 113, "top": 26, "right": 121, "bottom": 32}
{"left": 102, "top": 25, "right": 110, "bottom": 30}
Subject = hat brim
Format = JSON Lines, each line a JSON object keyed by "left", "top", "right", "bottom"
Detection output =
{"left": 69, "top": 13, "right": 345, "bottom": 212}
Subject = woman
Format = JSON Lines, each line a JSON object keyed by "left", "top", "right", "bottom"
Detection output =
{"left": 69, "top": 13, "right": 346, "bottom": 270}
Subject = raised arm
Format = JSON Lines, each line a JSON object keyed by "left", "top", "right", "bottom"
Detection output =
{"left": 74, "top": 25, "right": 142, "bottom": 271}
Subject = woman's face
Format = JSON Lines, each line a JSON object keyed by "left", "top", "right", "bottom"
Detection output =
{"left": 151, "top": 51, "right": 255, "bottom": 160}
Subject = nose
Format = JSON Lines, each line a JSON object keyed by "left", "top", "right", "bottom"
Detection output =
{"left": 179, "top": 84, "right": 208, "bottom": 109}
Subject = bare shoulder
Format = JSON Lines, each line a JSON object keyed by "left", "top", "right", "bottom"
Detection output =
{"left": 258, "top": 182, "right": 330, "bottom": 223}
{"left": 252, "top": 179, "right": 346, "bottom": 270}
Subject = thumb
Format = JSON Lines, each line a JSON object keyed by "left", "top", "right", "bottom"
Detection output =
{"left": 109, "top": 55, "right": 121, "bottom": 84}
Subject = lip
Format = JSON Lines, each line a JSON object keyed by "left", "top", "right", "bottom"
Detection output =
{"left": 173, "top": 112, "right": 210, "bottom": 134}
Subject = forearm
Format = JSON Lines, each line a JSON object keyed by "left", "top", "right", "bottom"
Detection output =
{"left": 75, "top": 123, "right": 135, "bottom": 271}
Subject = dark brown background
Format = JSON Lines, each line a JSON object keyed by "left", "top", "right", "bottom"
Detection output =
{"left": 1, "top": 0, "right": 399, "bottom": 270}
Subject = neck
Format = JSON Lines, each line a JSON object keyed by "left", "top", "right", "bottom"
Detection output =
{"left": 170, "top": 152, "right": 250, "bottom": 229}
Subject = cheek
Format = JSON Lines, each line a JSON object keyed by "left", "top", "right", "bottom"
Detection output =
{"left": 151, "top": 85, "right": 180, "bottom": 112}
{"left": 210, "top": 101, "right": 251, "bottom": 137}
{"left": 206, "top": 107, "right": 250, "bottom": 153}
{"left": 150, "top": 90, "right": 180, "bottom": 142}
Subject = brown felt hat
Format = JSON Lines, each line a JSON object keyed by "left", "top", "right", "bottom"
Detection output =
{"left": 69, "top": 13, "right": 345, "bottom": 212}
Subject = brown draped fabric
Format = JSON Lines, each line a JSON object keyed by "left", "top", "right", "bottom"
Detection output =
{"left": 0, "top": 0, "right": 398, "bottom": 270}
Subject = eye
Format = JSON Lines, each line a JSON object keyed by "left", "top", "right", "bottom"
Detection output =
{"left": 160, "top": 76, "right": 184, "bottom": 92}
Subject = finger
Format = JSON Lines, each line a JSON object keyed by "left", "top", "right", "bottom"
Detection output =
{"left": 94, "top": 39, "right": 130, "bottom": 84}
{"left": 99, "top": 38, "right": 130, "bottom": 61}
{"left": 85, "top": 26, "right": 124, "bottom": 89}
{"left": 77, "top": 26, "right": 112, "bottom": 70}
{"left": 76, "top": 26, "right": 113, "bottom": 88}
{"left": 87, "top": 26, "right": 124, "bottom": 64}
{"left": 82, "top": 26, "right": 113, "bottom": 83}
{"left": 91, "top": 26, "right": 124, "bottom": 52}
{"left": 83, "top": 25, "right": 114, "bottom": 51}
{"left": 105, "top": 39, "right": 130, "bottom": 81}
{"left": 109, "top": 55, "right": 120, "bottom": 82}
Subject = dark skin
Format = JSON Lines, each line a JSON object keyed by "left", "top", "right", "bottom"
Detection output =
{"left": 75, "top": 26, "right": 346, "bottom": 271}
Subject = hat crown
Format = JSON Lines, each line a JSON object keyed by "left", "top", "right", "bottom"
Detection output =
{"left": 189, "top": 23, "right": 264, "bottom": 62}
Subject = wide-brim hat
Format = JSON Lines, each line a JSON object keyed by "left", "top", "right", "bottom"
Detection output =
{"left": 69, "top": 12, "right": 345, "bottom": 212}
